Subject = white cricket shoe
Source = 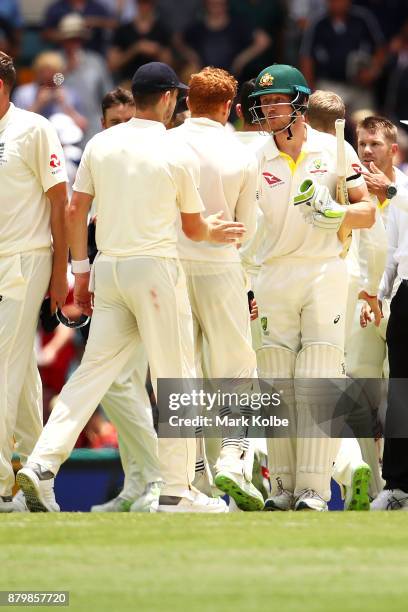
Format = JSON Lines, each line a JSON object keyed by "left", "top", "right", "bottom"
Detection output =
{"left": 12, "top": 489, "right": 29, "bottom": 512}
{"left": 158, "top": 489, "right": 228, "bottom": 513}
{"left": 0, "top": 495, "right": 14, "bottom": 513}
{"left": 371, "top": 488, "right": 408, "bottom": 511}
{"left": 344, "top": 463, "right": 371, "bottom": 511}
{"left": 214, "top": 471, "right": 265, "bottom": 511}
{"left": 16, "top": 465, "right": 60, "bottom": 512}
{"left": 294, "top": 489, "right": 328, "bottom": 512}
{"left": 91, "top": 495, "right": 132, "bottom": 512}
{"left": 130, "top": 482, "right": 162, "bottom": 513}
{"left": 264, "top": 489, "right": 294, "bottom": 511}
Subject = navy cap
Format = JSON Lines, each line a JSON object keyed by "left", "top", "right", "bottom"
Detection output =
{"left": 131, "top": 62, "right": 188, "bottom": 94}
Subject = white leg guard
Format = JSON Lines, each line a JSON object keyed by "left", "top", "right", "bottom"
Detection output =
{"left": 357, "top": 436, "right": 385, "bottom": 499}
{"left": 295, "top": 344, "right": 343, "bottom": 501}
{"left": 332, "top": 437, "right": 363, "bottom": 490}
{"left": 257, "top": 346, "right": 297, "bottom": 493}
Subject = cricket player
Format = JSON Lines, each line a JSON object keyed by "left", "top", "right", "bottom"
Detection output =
{"left": 0, "top": 52, "right": 68, "bottom": 512}
{"left": 306, "top": 90, "right": 380, "bottom": 510}
{"left": 350, "top": 117, "right": 408, "bottom": 509}
{"left": 167, "top": 67, "right": 263, "bottom": 511}
{"left": 249, "top": 64, "right": 375, "bottom": 511}
{"left": 89, "top": 87, "right": 159, "bottom": 513}
{"left": 17, "top": 62, "right": 245, "bottom": 513}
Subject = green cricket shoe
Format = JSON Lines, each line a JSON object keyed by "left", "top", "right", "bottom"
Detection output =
{"left": 344, "top": 463, "right": 372, "bottom": 511}
{"left": 91, "top": 495, "right": 133, "bottom": 512}
{"left": 214, "top": 471, "right": 265, "bottom": 511}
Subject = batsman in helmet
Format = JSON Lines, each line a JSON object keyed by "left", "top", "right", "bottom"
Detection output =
{"left": 248, "top": 64, "right": 375, "bottom": 511}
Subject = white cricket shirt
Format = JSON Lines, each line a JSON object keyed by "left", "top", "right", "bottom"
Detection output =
{"left": 234, "top": 130, "right": 269, "bottom": 151}
{"left": 256, "top": 125, "right": 365, "bottom": 262}
{"left": 168, "top": 117, "right": 258, "bottom": 262}
{"left": 379, "top": 168, "right": 408, "bottom": 299}
{"left": 73, "top": 118, "right": 204, "bottom": 258}
{"left": 350, "top": 166, "right": 408, "bottom": 294}
{"left": 0, "top": 103, "right": 67, "bottom": 257}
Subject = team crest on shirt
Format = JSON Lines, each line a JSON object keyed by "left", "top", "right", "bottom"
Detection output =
{"left": 262, "top": 172, "right": 283, "bottom": 187}
{"left": 308, "top": 158, "right": 328, "bottom": 175}
{"left": 259, "top": 73, "right": 274, "bottom": 88}
{"left": 261, "top": 316, "right": 269, "bottom": 335}
{"left": 49, "top": 153, "right": 63, "bottom": 175}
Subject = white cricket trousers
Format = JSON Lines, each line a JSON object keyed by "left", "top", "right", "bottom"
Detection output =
{"left": 100, "top": 350, "right": 157, "bottom": 499}
{"left": 255, "top": 257, "right": 348, "bottom": 500}
{"left": 29, "top": 256, "right": 196, "bottom": 496}
{"left": 181, "top": 260, "right": 257, "bottom": 479}
{"left": 0, "top": 249, "right": 52, "bottom": 496}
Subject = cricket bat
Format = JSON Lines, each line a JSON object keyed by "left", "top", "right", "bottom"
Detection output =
{"left": 335, "top": 118, "right": 352, "bottom": 257}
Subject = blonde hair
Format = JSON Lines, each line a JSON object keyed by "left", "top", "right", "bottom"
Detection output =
{"left": 357, "top": 116, "right": 398, "bottom": 144}
{"left": 307, "top": 90, "right": 345, "bottom": 134}
{"left": 33, "top": 51, "right": 65, "bottom": 74}
{"left": 188, "top": 67, "right": 237, "bottom": 115}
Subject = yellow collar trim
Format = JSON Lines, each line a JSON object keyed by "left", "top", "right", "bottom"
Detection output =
{"left": 378, "top": 198, "right": 390, "bottom": 209}
{"left": 279, "top": 151, "right": 307, "bottom": 175}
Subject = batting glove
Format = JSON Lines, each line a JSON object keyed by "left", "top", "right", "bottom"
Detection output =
{"left": 294, "top": 179, "right": 346, "bottom": 231}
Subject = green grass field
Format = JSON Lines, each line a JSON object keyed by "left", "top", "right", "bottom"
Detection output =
{"left": 1, "top": 513, "right": 408, "bottom": 612}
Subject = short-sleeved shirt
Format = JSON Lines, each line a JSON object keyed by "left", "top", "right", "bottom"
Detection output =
{"left": 300, "top": 6, "right": 384, "bottom": 83}
{"left": 183, "top": 17, "right": 253, "bottom": 72}
{"left": 256, "top": 125, "right": 365, "bottom": 262}
{"left": 111, "top": 20, "right": 171, "bottom": 81}
{"left": 168, "top": 117, "right": 258, "bottom": 263}
{"left": 0, "top": 103, "right": 67, "bottom": 256}
{"left": 73, "top": 118, "right": 204, "bottom": 258}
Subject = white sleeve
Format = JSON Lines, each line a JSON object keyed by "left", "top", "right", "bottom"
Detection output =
{"left": 235, "top": 155, "right": 258, "bottom": 243}
{"left": 72, "top": 143, "right": 95, "bottom": 196}
{"left": 391, "top": 182, "right": 408, "bottom": 213}
{"left": 26, "top": 119, "right": 68, "bottom": 192}
{"left": 358, "top": 209, "right": 387, "bottom": 295}
{"left": 378, "top": 205, "right": 398, "bottom": 300}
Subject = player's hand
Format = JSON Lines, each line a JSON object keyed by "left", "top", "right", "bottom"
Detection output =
{"left": 49, "top": 273, "right": 68, "bottom": 313}
{"left": 249, "top": 297, "right": 258, "bottom": 321}
{"left": 207, "top": 211, "right": 246, "bottom": 243}
{"left": 73, "top": 272, "right": 93, "bottom": 316}
{"left": 294, "top": 180, "right": 345, "bottom": 230}
{"left": 361, "top": 162, "right": 390, "bottom": 202}
{"left": 359, "top": 292, "right": 382, "bottom": 328}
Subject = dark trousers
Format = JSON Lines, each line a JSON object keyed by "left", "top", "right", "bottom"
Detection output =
{"left": 383, "top": 281, "right": 408, "bottom": 492}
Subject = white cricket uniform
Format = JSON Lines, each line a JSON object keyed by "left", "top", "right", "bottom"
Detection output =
{"left": 27, "top": 118, "right": 204, "bottom": 497}
{"left": 347, "top": 167, "right": 408, "bottom": 378}
{"left": 342, "top": 169, "right": 408, "bottom": 498}
{"left": 0, "top": 103, "right": 67, "bottom": 497}
{"left": 255, "top": 126, "right": 366, "bottom": 500}
{"left": 168, "top": 117, "right": 258, "bottom": 479}
{"left": 235, "top": 130, "right": 268, "bottom": 353}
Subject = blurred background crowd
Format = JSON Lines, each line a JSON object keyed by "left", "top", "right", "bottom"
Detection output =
{"left": 4, "top": 0, "right": 408, "bottom": 448}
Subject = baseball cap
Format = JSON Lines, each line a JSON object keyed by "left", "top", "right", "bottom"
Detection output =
{"left": 131, "top": 62, "right": 188, "bottom": 94}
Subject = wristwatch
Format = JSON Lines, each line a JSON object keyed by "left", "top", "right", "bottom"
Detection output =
{"left": 386, "top": 183, "right": 398, "bottom": 199}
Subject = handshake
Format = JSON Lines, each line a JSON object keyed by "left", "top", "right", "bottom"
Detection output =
{"left": 293, "top": 179, "right": 346, "bottom": 231}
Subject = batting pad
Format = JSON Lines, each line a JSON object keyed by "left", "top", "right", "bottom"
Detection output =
{"left": 295, "top": 343, "right": 344, "bottom": 500}
{"left": 257, "top": 346, "right": 297, "bottom": 493}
